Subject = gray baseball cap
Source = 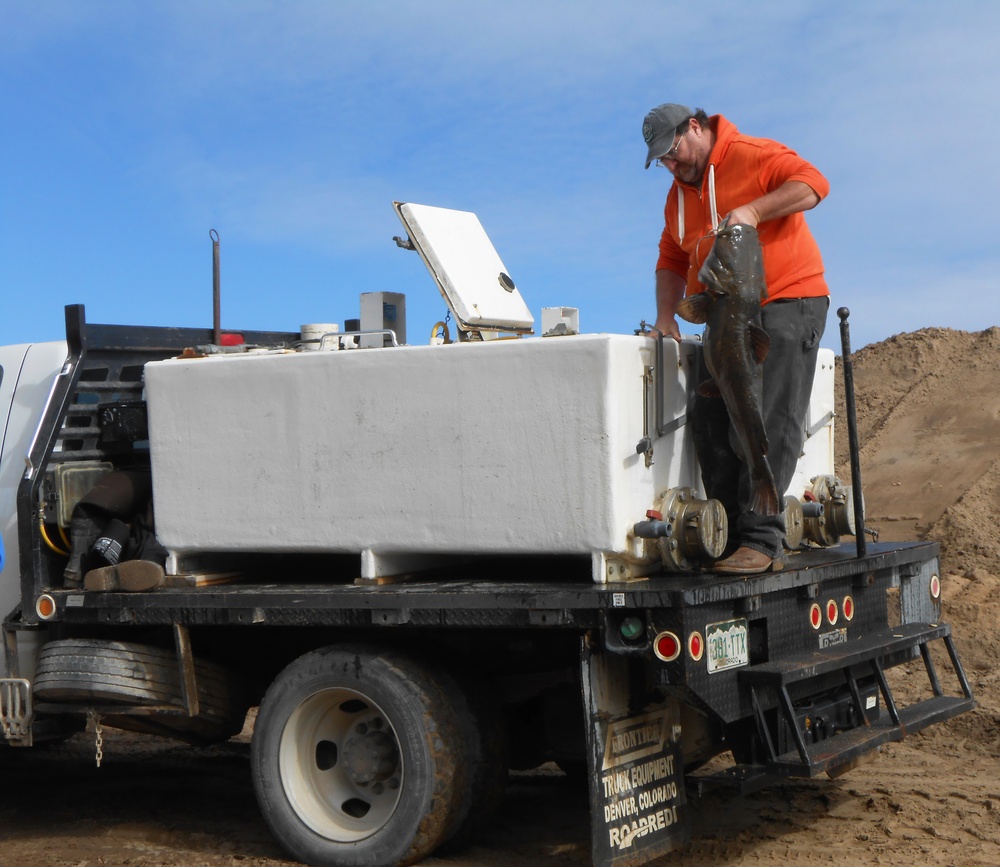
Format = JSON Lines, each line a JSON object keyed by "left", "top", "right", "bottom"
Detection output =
{"left": 642, "top": 103, "right": 694, "bottom": 168}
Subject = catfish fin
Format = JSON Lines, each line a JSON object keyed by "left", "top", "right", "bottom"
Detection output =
{"left": 750, "top": 323, "right": 770, "bottom": 365}
{"left": 676, "top": 292, "right": 712, "bottom": 325}
{"left": 749, "top": 477, "right": 781, "bottom": 516}
{"left": 697, "top": 379, "right": 722, "bottom": 399}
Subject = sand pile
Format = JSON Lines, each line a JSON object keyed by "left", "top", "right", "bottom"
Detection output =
{"left": 835, "top": 325, "right": 1000, "bottom": 576}
{"left": 835, "top": 325, "right": 1000, "bottom": 761}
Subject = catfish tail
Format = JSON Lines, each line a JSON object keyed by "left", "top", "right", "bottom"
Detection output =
{"left": 749, "top": 476, "right": 781, "bottom": 517}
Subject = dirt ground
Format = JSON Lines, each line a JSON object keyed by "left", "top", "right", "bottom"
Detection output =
{"left": 3, "top": 326, "right": 1000, "bottom": 867}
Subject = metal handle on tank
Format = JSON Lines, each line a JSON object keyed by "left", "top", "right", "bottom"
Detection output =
{"left": 838, "top": 307, "right": 867, "bottom": 558}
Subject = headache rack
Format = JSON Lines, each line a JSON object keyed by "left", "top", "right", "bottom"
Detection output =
{"left": 13, "top": 305, "right": 299, "bottom": 623}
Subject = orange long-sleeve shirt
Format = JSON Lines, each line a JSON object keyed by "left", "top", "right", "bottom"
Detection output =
{"left": 656, "top": 115, "right": 830, "bottom": 303}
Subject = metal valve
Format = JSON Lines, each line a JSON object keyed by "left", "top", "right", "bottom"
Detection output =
{"left": 646, "top": 487, "right": 728, "bottom": 572}
{"left": 802, "top": 475, "right": 859, "bottom": 547}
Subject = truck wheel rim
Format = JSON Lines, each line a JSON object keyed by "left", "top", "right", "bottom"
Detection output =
{"left": 278, "top": 687, "right": 404, "bottom": 841}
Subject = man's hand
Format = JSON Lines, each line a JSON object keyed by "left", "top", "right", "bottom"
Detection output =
{"left": 726, "top": 203, "right": 762, "bottom": 228}
{"left": 652, "top": 315, "right": 681, "bottom": 342}
{"left": 654, "top": 269, "right": 687, "bottom": 343}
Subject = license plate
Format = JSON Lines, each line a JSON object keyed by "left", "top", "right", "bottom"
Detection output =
{"left": 819, "top": 628, "right": 847, "bottom": 649}
{"left": 705, "top": 618, "right": 749, "bottom": 674}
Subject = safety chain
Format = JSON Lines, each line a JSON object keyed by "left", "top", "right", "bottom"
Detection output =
{"left": 87, "top": 709, "right": 104, "bottom": 768}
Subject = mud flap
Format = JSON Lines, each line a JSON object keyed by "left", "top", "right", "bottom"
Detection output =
{"left": 581, "top": 638, "right": 690, "bottom": 866}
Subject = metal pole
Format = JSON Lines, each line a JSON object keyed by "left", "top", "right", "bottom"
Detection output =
{"left": 210, "top": 229, "right": 221, "bottom": 345}
{"left": 838, "top": 307, "right": 866, "bottom": 558}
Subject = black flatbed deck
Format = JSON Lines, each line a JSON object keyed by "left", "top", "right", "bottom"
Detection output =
{"left": 40, "top": 541, "right": 937, "bottom": 628}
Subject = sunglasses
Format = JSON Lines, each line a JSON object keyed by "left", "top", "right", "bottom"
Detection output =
{"left": 655, "top": 127, "right": 688, "bottom": 167}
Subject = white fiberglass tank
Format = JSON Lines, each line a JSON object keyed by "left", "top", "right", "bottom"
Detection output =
{"left": 144, "top": 333, "right": 701, "bottom": 582}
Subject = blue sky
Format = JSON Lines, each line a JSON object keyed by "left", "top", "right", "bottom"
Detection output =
{"left": 2, "top": 1, "right": 997, "bottom": 352}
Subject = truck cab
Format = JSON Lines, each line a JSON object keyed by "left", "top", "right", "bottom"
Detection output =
{"left": 0, "top": 340, "right": 68, "bottom": 682}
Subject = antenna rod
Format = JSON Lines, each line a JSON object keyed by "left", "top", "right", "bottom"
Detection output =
{"left": 210, "top": 229, "right": 221, "bottom": 345}
{"left": 838, "top": 307, "right": 866, "bottom": 558}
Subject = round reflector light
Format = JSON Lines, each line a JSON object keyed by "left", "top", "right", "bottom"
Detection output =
{"left": 826, "top": 599, "right": 839, "bottom": 626}
{"left": 930, "top": 574, "right": 941, "bottom": 600}
{"left": 809, "top": 603, "right": 822, "bottom": 630}
{"left": 35, "top": 594, "right": 57, "bottom": 621}
{"left": 688, "top": 632, "right": 704, "bottom": 662}
{"left": 653, "top": 631, "right": 681, "bottom": 662}
{"left": 842, "top": 595, "right": 855, "bottom": 621}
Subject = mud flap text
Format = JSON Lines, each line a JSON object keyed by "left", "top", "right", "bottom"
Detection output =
{"left": 582, "top": 642, "right": 690, "bottom": 866}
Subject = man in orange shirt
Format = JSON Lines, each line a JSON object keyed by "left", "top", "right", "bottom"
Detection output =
{"left": 643, "top": 103, "right": 830, "bottom": 574}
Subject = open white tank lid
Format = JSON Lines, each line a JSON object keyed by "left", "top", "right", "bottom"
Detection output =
{"left": 393, "top": 202, "right": 534, "bottom": 333}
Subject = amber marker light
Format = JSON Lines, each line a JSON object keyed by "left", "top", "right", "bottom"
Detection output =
{"left": 653, "top": 631, "right": 681, "bottom": 662}
{"left": 809, "top": 603, "right": 823, "bottom": 630}
{"left": 35, "top": 594, "right": 57, "bottom": 620}
{"left": 688, "top": 632, "right": 704, "bottom": 662}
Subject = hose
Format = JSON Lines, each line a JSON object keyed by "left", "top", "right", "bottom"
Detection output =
{"left": 39, "top": 518, "right": 69, "bottom": 556}
{"left": 430, "top": 321, "right": 451, "bottom": 344}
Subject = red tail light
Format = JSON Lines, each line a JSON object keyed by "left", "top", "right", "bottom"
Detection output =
{"left": 826, "top": 599, "right": 839, "bottom": 625}
{"left": 842, "top": 595, "right": 855, "bottom": 621}
{"left": 653, "top": 632, "right": 681, "bottom": 662}
{"left": 809, "top": 603, "right": 822, "bottom": 630}
{"left": 688, "top": 632, "right": 704, "bottom": 662}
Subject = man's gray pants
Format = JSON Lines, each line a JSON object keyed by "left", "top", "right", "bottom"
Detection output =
{"left": 690, "top": 296, "right": 830, "bottom": 559}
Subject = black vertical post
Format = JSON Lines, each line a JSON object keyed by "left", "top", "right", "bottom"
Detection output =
{"left": 838, "top": 307, "right": 866, "bottom": 558}
{"left": 210, "top": 229, "right": 221, "bottom": 345}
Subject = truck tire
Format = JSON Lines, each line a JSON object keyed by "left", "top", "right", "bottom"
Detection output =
{"left": 32, "top": 638, "right": 248, "bottom": 743}
{"left": 251, "top": 646, "right": 470, "bottom": 867}
{"left": 438, "top": 682, "right": 508, "bottom": 853}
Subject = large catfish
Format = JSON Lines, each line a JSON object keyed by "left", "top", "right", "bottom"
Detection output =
{"left": 676, "top": 223, "right": 780, "bottom": 516}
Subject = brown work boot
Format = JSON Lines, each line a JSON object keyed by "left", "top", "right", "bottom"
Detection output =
{"left": 713, "top": 546, "right": 779, "bottom": 575}
{"left": 84, "top": 560, "right": 166, "bottom": 592}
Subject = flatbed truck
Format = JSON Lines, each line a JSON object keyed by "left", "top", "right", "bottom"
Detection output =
{"left": 0, "top": 203, "right": 975, "bottom": 867}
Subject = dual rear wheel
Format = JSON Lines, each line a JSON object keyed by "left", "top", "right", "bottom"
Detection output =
{"left": 251, "top": 646, "right": 506, "bottom": 866}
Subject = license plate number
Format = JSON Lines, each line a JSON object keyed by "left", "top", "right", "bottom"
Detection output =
{"left": 706, "top": 618, "right": 749, "bottom": 674}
